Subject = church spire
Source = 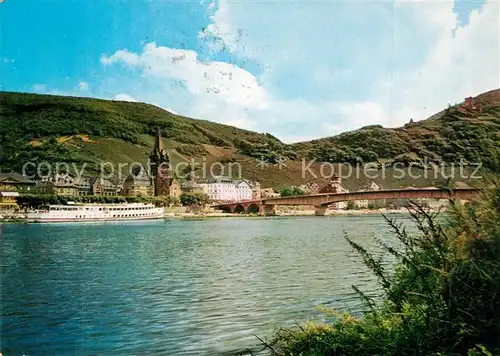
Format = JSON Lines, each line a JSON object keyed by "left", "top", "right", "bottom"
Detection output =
{"left": 149, "top": 126, "right": 172, "bottom": 197}
{"left": 153, "top": 127, "right": 165, "bottom": 155}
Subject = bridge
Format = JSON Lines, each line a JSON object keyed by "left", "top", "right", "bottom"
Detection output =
{"left": 212, "top": 187, "right": 481, "bottom": 216}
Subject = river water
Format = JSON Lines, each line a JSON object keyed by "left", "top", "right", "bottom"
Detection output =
{"left": 1, "top": 215, "right": 414, "bottom": 355}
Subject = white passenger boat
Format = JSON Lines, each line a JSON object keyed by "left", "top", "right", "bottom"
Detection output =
{"left": 26, "top": 202, "right": 165, "bottom": 223}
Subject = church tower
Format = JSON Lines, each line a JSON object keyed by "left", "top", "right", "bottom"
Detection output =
{"left": 149, "top": 128, "right": 172, "bottom": 196}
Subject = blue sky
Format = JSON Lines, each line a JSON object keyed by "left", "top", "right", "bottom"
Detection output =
{"left": 1, "top": 0, "right": 497, "bottom": 142}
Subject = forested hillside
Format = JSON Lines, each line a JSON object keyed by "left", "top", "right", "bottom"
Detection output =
{"left": 1, "top": 89, "right": 498, "bottom": 188}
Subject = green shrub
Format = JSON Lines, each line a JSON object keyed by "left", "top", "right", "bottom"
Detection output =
{"left": 280, "top": 187, "right": 305, "bottom": 197}
{"left": 268, "top": 179, "right": 500, "bottom": 356}
{"left": 180, "top": 192, "right": 210, "bottom": 206}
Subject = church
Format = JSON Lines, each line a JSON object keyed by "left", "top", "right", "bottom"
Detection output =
{"left": 121, "top": 128, "right": 181, "bottom": 198}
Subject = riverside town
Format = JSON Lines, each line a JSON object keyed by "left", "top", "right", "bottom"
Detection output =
{"left": 1, "top": 1, "right": 500, "bottom": 355}
{"left": 1, "top": 128, "right": 482, "bottom": 217}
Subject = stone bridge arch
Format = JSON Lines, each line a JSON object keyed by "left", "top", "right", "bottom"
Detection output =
{"left": 234, "top": 204, "right": 246, "bottom": 214}
{"left": 247, "top": 203, "right": 260, "bottom": 214}
{"left": 219, "top": 205, "right": 233, "bottom": 213}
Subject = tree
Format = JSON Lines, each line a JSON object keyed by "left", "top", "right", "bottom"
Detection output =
{"left": 280, "top": 186, "right": 305, "bottom": 197}
{"left": 346, "top": 201, "right": 358, "bottom": 210}
{"left": 180, "top": 193, "right": 210, "bottom": 206}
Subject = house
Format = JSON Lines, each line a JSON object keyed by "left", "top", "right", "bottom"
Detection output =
{"left": 37, "top": 174, "right": 78, "bottom": 196}
{"left": 194, "top": 176, "right": 260, "bottom": 202}
{"left": 251, "top": 181, "right": 261, "bottom": 200}
{"left": 122, "top": 168, "right": 154, "bottom": 197}
{"left": 198, "top": 176, "right": 238, "bottom": 202}
{"left": 243, "top": 180, "right": 261, "bottom": 200}
{"left": 37, "top": 174, "right": 120, "bottom": 196}
{"left": 0, "top": 172, "right": 36, "bottom": 192}
{"left": 260, "top": 187, "right": 280, "bottom": 198}
{"left": 319, "top": 175, "right": 349, "bottom": 209}
{"left": 169, "top": 179, "right": 182, "bottom": 198}
{"left": 356, "top": 181, "right": 382, "bottom": 208}
{"left": 88, "top": 177, "right": 121, "bottom": 196}
{"left": 299, "top": 182, "right": 320, "bottom": 194}
{"left": 181, "top": 181, "right": 204, "bottom": 194}
{"left": 234, "top": 180, "right": 253, "bottom": 201}
{"left": 308, "top": 182, "right": 320, "bottom": 194}
{"left": 0, "top": 191, "right": 20, "bottom": 211}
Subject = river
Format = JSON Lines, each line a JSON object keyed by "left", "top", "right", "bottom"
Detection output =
{"left": 1, "top": 215, "right": 414, "bottom": 355}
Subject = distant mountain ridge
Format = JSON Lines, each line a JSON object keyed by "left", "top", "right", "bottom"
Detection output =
{"left": 1, "top": 89, "right": 499, "bottom": 188}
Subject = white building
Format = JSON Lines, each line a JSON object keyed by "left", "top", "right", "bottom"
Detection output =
{"left": 356, "top": 181, "right": 382, "bottom": 208}
{"left": 198, "top": 176, "right": 254, "bottom": 203}
{"left": 234, "top": 180, "right": 253, "bottom": 201}
{"left": 198, "top": 176, "right": 235, "bottom": 202}
{"left": 332, "top": 185, "right": 349, "bottom": 210}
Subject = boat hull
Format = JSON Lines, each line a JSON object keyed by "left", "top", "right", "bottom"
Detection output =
{"left": 26, "top": 203, "right": 165, "bottom": 223}
{"left": 26, "top": 215, "right": 165, "bottom": 223}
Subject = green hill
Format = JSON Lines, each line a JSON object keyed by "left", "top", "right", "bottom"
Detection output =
{"left": 292, "top": 89, "right": 500, "bottom": 170}
{"left": 1, "top": 90, "right": 498, "bottom": 189}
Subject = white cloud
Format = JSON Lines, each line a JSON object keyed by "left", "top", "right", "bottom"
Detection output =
{"left": 102, "top": 43, "right": 268, "bottom": 110}
{"left": 203, "top": 0, "right": 498, "bottom": 128}
{"left": 387, "top": 0, "right": 499, "bottom": 121}
{"left": 114, "top": 93, "right": 137, "bottom": 102}
{"left": 32, "top": 83, "right": 47, "bottom": 92}
{"left": 79, "top": 81, "right": 89, "bottom": 92}
{"left": 164, "top": 107, "right": 179, "bottom": 115}
{"left": 97, "top": 0, "right": 498, "bottom": 142}
{"left": 100, "top": 42, "right": 393, "bottom": 138}
{"left": 101, "top": 50, "right": 141, "bottom": 66}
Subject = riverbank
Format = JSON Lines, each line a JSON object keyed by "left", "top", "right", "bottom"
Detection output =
{"left": 278, "top": 208, "right": 411, "bottom": 216}
{"left": 165, "top": 208, "right": 413, "bottom": 219}
{"left": 0, "top": 208, "right": 418, "bottom": 223}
